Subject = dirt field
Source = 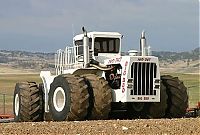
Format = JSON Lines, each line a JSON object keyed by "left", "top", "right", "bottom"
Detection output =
{"left": 0, "top": 118, "right": 199, "bottom": 134}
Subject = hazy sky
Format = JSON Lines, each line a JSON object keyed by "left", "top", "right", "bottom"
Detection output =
{"left": 0, "top": 0, "right": 198, "bottom": 52}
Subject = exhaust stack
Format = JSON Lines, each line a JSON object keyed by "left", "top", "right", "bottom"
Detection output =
{"left": 82, "top": 27, "right": 90, "bottom": 68}
{"left": 140, "top": 31, "right": 147, "bottom": 56}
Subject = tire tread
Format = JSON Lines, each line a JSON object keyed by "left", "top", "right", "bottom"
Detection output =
{"left": 161, "top": 75, "right": 188, "bottom": 118}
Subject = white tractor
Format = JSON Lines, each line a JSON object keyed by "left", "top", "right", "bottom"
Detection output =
{"left": 13, "top": 27, "right": 188, "bottom": 122}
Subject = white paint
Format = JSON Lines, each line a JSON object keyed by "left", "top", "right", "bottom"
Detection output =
{"left": 14, "top": 94, "right": 19, "bottom": 116}
{"left": 53, "top": 87, "right": 66, "bottom": 112}
{"left": 40, "top": 71, "right": 55, "bottom": 112}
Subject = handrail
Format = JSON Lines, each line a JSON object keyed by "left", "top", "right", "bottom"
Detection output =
{"left": 55, "top": 45, "right": 85, "bottom": 75}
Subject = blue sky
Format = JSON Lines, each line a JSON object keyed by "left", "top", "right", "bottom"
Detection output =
{"left": 0, "top": 0, "right": 198, "bottom": 52}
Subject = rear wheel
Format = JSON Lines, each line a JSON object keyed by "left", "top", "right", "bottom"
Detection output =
{"left": 13, "top": 82, "right": 44, "bottom": 122}
{"left": 148, "top": 81, "right": 168, "bottom": 118}
{"left": 161, "top": 75, "right": 188, "bottom": 118}
{"left": 83, "top": 74, "right": 112, "bottom": 120}
{"left": 48, "top": 74, "right": 89, "bottom": 121}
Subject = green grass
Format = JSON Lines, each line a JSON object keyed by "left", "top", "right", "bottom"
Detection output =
{"left": 0, "top": 74, "right": 41, "bottom": 114}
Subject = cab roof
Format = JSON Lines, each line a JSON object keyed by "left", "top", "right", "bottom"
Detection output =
{"left": 73, "top": 31, "right": 122, "bottom": 41}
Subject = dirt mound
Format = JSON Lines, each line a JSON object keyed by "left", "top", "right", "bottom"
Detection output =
{"left": 0, "top": 118, "right": 199, "bottom": 134}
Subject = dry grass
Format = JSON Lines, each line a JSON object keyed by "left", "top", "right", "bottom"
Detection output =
{"left": 0, "top": 74, "right": 41, "bottom": 95}
{"left": 160, "top": 59, "right": 199, "bottom": 73}
{"left": 0, "top": 73, "right": 41, "bottom": 114}
{"left": 0, "top": 64, "right": 38, "bottom": 74}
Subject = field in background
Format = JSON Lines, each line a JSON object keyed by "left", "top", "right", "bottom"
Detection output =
{"left": 0, "top": 73, "right": 41, "bottom": 114}
{"left": 0, "top": 72, "right": 199, "bottom": 115}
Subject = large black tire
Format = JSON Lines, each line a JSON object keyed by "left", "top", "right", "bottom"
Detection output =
{"left": 148, "top": 81, "right": 168, "bottom": 118}
{"left": 48, "top": 74, "right": 89, "bottom": 121}
{"left": 161, "top": 75, "right": 188, "bottom": 118}
{"left": 83, "top": 74, "right": 112, "bottom": 120}
{"left": 13, "top": 82, "right": 44, "bottom": 122}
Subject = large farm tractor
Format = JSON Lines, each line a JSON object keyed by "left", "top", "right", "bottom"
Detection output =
{"left": 13, "top": 27, "right": 188, "bottom": 122}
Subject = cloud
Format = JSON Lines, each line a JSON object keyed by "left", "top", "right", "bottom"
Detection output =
{"left": 0, "top": 0, "right": 198, "bottom": 52}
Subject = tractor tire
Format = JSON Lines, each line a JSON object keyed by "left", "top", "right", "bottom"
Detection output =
{"left": 48, "top": 74, "right": 89, "bottom": 121}
{"left": 161, "top": 75, "right": 188, "bottom": 118}
{"left": 13, "top": 82, "right": 44, "bottom": 122}
{"left": 148, "top": 81, "right": 168, "bottom": 118}
{"left": 83, "top": 74, "right": 112, "bottom": 120}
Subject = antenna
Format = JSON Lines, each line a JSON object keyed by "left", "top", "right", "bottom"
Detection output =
{"left": 72, "top": 24, "right": 75, "bottom": 37}
{"left": 72, "top": 24, "right": 75, "bottom": 45}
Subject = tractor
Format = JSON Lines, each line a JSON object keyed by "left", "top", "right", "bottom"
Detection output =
{"left": 13, "top": 27, "right": 188, "bottom": 122}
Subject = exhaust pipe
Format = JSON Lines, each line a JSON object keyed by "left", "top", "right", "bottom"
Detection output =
{"left": 140, "top": 31, "right": 146, "bottom": 56}
{"left": 82, "top": 27, "right": 89, "bottom": 68}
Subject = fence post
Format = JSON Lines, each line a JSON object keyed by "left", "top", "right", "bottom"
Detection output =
{"left": 3, "top": 94, "right": 5, "bottom": 114}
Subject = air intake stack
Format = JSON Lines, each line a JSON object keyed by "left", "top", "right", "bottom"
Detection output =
{"left": 82, "top": 27, "right": 89, "bottom": 68}
{"left": 140, "top": 31, "right": 147, "bottom": 56}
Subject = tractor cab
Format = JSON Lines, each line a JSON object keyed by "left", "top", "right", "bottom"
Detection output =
{"left": 73, "top": 32, "right": 122, "bottom": 63}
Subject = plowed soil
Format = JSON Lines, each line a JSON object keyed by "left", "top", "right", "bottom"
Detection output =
{"left": 0, "top": 118, "right": 199, "bottom": 135}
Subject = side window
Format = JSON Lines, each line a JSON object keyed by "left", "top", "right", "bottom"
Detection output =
{"left": 75, "top": 38, "right": 92, "bottom": 48}
{"left": 75, "top": 38, "right": 92, "bottom": 55}
{"left": 75, "top": 40, "right": 83, "bottom": 55}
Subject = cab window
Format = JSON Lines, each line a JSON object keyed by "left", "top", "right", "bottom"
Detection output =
{"left": 94, "top": 37, "right": 120, "bottom": 56}
{"left": 74, "top": 38, "right": 92, "bottom": 55}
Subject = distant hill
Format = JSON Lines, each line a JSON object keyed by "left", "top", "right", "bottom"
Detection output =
{"left": 0, "top": 50, "right": 55, "bottom": 72}
{"left": 0, "top": 48, "right": 199, "bottom": 73}
{"left": 152, "top": 47, "right": 199, "bottom": 73}
{"left": 152, "top": 47, "right": 199, "bottom": 61}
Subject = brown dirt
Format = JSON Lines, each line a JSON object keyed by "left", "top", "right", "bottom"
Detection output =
{"left": 0, "top": 118, "right": 199, "bottom": 135}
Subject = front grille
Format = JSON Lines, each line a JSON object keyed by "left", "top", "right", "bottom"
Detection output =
{"left": 131, "top": 62, "right": 157, "bottom": 95}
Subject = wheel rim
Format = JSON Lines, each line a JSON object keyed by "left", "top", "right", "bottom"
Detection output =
{"left": 15, "top": 94, "right": 19, "bottom": 116}
{"left": 53, "top": 87, "right": 66, "bottom": 112}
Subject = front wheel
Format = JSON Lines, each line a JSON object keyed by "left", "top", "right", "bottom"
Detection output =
{"left": 48, "top": 74, "right": 89, "bottom": 121}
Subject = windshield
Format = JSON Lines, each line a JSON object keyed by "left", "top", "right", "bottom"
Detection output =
{"left": 94, "top": 37, "right": 120, "bottom": 55}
